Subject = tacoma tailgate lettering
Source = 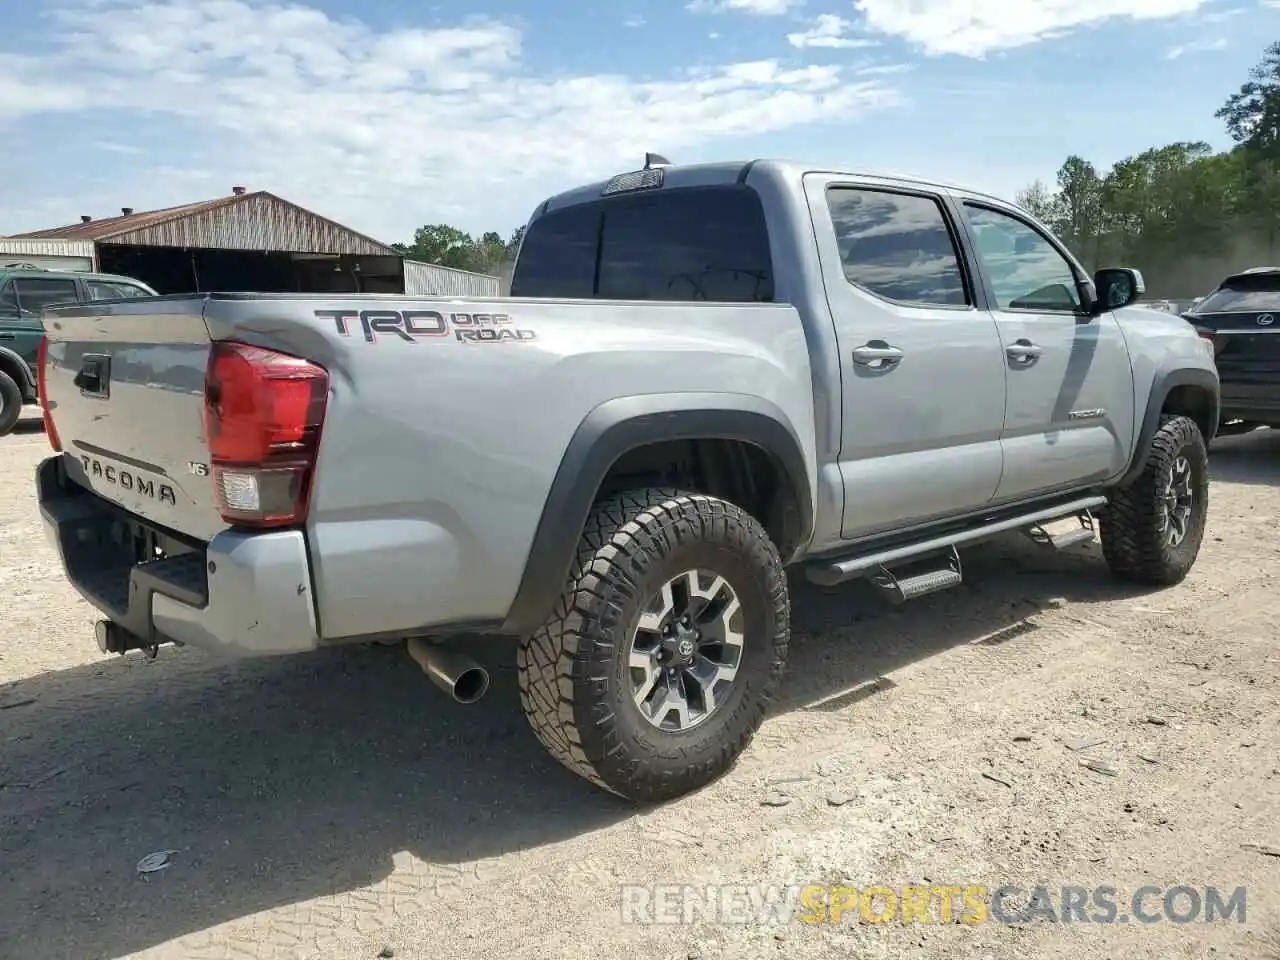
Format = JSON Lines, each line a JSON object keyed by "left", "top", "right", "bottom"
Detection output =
{"left": 80, "top": 455, "right": 175, "bottom": 505}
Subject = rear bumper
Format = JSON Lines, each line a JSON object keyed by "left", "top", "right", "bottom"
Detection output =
{"left": 37, "top": 454, "right": 321, "bottom": 656}
{"left": 1220, "top": 380, "right": 1280, "bottom": 425}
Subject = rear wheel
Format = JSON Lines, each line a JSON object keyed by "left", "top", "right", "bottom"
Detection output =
{"left": 0, "top": 371, "right": 22, "bottom": 437}
{"left": 1101, "top": 414, "right": 1209, "bottom": 586}
{"left": 517, "top": 488, "right": 790, "bottom": 802}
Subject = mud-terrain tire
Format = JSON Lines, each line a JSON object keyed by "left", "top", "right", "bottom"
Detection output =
{"left": 1101, "top": 414, "right": 1209, "bottom": 586}
{"left": 517, "top": 488, "right": 790, "bottom": 803}
{"left": 0, "top": 370, "right": 22, "bottom": 437}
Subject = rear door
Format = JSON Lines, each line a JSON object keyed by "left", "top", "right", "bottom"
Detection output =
{"left": 801, "top": 175, "right": 1008, "bottom": 539}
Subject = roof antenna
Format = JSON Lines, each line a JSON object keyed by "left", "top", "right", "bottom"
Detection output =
{"left": 644, "top": 152, "right": 671, "bottom": 170}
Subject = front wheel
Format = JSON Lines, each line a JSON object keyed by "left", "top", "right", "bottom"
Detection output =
{"left": 0, "top": 370, "right": 22, "bottom": 437}
{"left": 517, "top": 488, "right": 790, "bottom": 803}
{"left": 1101, "top": 414, "right": 1209, "bottom": 586}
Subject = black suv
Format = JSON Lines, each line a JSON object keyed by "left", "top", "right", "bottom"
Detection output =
{"left": 1184, "top": 267, "right": 1280, "bottom": 433}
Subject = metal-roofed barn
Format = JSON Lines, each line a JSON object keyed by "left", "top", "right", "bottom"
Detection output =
{"left": 9, "top": 188, "right": 499, "bottom": 297}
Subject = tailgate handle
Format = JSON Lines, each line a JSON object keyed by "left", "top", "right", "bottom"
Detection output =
{"left": 74, "top": 355, "right": 111, "bottom": 399}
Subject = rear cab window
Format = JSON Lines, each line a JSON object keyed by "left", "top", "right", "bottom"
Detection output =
{"left": 510, "top": 185, "right": 774, "bottom": 302}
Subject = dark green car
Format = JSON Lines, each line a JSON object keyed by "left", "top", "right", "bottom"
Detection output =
{"left": 0, "top": 266, "right": 157, "bottom": 436}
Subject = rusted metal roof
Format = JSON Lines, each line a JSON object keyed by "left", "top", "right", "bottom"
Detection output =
{"left": 11, "top": 191, "right": 397, "bottom": 256}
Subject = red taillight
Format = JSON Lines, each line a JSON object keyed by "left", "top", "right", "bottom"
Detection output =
{"left": 36, "top": 335, "right": 61, "bottom": 452}
{"left": 202, "top": 341, "right": 329, "bottom": 529}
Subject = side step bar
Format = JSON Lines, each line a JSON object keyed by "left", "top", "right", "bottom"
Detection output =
{"left": 1026, "top": 509, "right": 1097, "bottom": 551}
{"left": 805, "top": 495, "right": 1109, "bottom": 588}
{"left": 870, "top": 546, "right": 963, "bottom": 604}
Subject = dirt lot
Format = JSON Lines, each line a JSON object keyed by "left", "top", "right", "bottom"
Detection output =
{"left": 2, "top": 404, "right": 1279, "bottom": 960}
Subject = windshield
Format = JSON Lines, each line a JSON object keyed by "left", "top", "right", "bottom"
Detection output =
{"left": 509, "top": 185, "right": 774, "bottom": 302}
{"left": 1194, "top": 274, "right": 1280, "bottom": 313}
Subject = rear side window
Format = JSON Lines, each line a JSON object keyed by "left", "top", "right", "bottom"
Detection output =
{"left": 88, "top": 280, "right": 151, "bottom": 300}
{"left": 1196, "top": 274, "right": 1280, "bottom": 313}
{"left": 826, "top": 187, "right": 969, "bottom": 307}
{"left": 0, "top": 282, "right": 15, "bottom": 314}
{"left": 510, "top": 186, "right": 774, "bottom": 302}
{"left": 13, "top": 278, "right": 79, "bottom": 314}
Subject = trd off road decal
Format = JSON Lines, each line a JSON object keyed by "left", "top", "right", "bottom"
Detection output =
{"left": 316, "top": 309, "right": 537, "bottom": 344}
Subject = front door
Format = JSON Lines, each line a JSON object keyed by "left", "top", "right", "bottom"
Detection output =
{"left": 803, "top": 175, "right": 1009, "bottom": 540}
{"left": 957, "top": 201, "right": 1135, "bottom": 502}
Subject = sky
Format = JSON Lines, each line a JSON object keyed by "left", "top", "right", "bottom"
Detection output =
{"left": 0, "top": 0, "right": 1277, "bottom": 246}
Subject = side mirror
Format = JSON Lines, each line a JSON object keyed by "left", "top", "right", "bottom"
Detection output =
{"left": 1092, "top": 267, "right": 1145, "bottom": 313}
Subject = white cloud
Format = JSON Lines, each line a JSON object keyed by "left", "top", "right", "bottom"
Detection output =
{"left": 686, "top": 0, "right": 803, "bottom": 16}
{"left": 1166, "top": 36, "right": 1229, "bottom": 56}
{"left": 0, "top": 0, "right": 900, "bottom": 239}
{"left": 856, "top": 62, "right": 915, "bottom": 75}
{"left": 852, "top": 0, "right": 1211, "bottom": 56}
{"left": 1200, "top": 6, "right": 1245, "bottom": 22}
{"left": 623, "top": 14, "right": 646, "bottom": 27}
{"left": 787, "top": 14, "right": 880, "bottom": 48}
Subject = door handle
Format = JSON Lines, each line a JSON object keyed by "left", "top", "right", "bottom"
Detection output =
{"left": 1006, "top": 339, "right": 1042, "bottom": 365}
{"left": 0, "top": 334, "right": 14, "bottom": 341}
{"left": 852, "top": 341, "right": 904, "bottom": 369}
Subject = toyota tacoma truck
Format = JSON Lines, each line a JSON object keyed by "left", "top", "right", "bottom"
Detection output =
{"left": 34, "top": 158, "right": 1219, "bottom": 803}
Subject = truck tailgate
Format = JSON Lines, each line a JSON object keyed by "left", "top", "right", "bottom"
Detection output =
{"left": 42, "top": 296, "right": 226, "bottom": 542}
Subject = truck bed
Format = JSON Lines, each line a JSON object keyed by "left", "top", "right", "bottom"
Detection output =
{"left": 39, "top": 292, "right": 816, "bottom": 650}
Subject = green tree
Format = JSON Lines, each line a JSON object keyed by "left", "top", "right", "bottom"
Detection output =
{"left": 403, "top": 223, "right": 477, "bottom": 268}
{"left": 1015, "top": 43, "right": 1280, "bottom": 298}
{"left": 1014, "top": 179, "right": 1059, "bottom": 224}
{"left": 1216, "top": 39, "right": 1280, "bottom": 157}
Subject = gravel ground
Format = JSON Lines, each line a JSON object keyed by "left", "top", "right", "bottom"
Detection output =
{"left": 2, "top": 404, "right": 1279, "bottom": 960}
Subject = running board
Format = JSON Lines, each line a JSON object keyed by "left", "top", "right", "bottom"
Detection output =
{"left": 870, "top": 547, "right": 963, "bottom": 605}
{"left": 1026, "top": 509, "right": 1096, "bottom": 551}
{"left": 805, "top": 495, "right": 1109, "bottom": 588}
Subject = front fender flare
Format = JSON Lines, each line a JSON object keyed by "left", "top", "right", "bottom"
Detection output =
{"left": 1118, "top": 366, "right": 1220, "bottom": 488}
{"left": 500, "top": 392, "right": 814, "bottom": 638}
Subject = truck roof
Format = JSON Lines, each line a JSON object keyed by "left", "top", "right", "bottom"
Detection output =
{"left": 0, "top": 265, "right": 151, "bottom": 285}
{"left": 535, "top": 158, "right": 1014, "bottom": 216}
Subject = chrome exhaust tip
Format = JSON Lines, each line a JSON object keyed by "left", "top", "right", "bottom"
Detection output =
{"left": 405, "top": 637, "right": 490, "bottom": 704}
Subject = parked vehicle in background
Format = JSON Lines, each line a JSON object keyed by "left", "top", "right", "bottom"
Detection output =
{"left": 1183, "top": 266, "right": 1280, "bottom": 434}
{"left": 34, "top": 158, "right": 1218, "bottom": 802}
{"left": 0, "top": 266, "right": 157, "bottom": 436}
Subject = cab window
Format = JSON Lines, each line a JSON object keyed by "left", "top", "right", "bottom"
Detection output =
{"left": 13, "top": 278, "right": 80, "bottom": 315}
{"left": 88, "top": 280, "right": 152, "bottom": 300}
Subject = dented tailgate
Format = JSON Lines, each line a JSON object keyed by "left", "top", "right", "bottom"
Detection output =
{"left": 41, "top": 295, "right": 228, "bottom": 542}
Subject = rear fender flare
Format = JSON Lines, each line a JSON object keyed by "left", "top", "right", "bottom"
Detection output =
{"left": 0, "top": 345, "right": 35, "bottom": 402}
{"left": 1118, "top": 366, "right": 1220, "bottom": 488}
{"left": 499, "top": 393, "right": 814, "bottom": 638}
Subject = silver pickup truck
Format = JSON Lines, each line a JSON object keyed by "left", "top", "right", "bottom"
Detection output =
{"left": 35, "top": 158, "right": 1219, "bottom": 802}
